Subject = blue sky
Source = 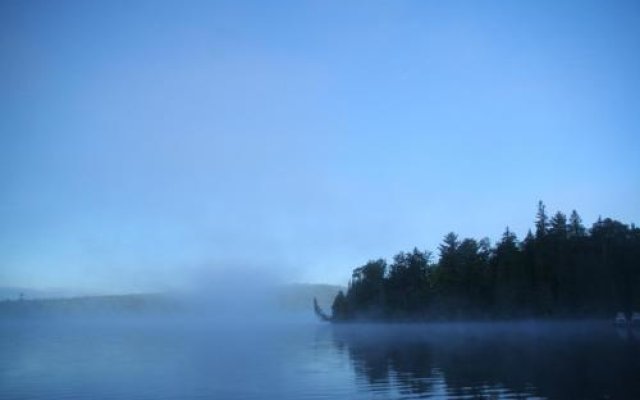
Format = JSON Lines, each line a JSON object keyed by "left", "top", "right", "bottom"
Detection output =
{"left": 1, "top": 0, "right": 639, "bottom": 292}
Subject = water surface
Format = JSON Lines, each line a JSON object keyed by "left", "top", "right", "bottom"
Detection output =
{"left": 1, "top": 318, "right": 639, "bottom": 399}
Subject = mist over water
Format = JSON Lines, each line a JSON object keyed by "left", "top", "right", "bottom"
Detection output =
{"left": 2, "top": 1, "right": 640, "bottom": 399}
{"left": 2, "top": 314, "right": 639, "bottom": 399}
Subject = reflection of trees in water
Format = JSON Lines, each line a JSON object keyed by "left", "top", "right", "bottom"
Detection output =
{"left": 333, "top": 325, "right": 437, "bottom": 395}
{"left": 331, "top": 323, "right": 640, "bottom": 399}
{"left": 388, "top": 345, "right": 435, "bottom": 395}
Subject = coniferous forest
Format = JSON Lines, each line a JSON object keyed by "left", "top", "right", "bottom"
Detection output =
{"left": 329, "top": 202, "right": 640, "bottom": 321}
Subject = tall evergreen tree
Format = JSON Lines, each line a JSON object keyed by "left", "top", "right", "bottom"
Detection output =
{"left": 549, "top": 211, "right": 568, "bottom": 239}
{"left": 535, "top": 201, "right": 549, "bottom": 239}
{"left": 348, "top": 259, "right": 387, "bottom": 317}
{"left": 493, "top": 227, "right": 522, "bottom": 315}
{"left": 435, "top": 233, "right": 462, "bottom": 316}
{"left": 568, "top": 210, "right": 586, "bottom": 238}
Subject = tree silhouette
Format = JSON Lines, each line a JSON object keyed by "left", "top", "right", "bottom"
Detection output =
{"left": 323, "top": 202, "right": 640, "bottom": 321}
{"left": 535, "top": 200, "right": 549, "bottom": 239}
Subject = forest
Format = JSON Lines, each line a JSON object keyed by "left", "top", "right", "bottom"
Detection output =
{"left": 328, "top": 202, "right": 640, "bottom": 321}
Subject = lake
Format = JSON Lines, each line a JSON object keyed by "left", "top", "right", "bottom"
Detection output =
{"left": 1, "top": 318, "right": 639, "bottom": 399}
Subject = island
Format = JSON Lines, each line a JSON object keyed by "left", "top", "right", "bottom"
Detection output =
{"left": 315, "top": 202, "right": 640, "bottom": 322}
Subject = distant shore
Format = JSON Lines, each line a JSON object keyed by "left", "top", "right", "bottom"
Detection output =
{"left": 0, "top": 283, "right": 343, "bottom": 318}
{"left": 0, "top": 293, "right": 179, "bottom": 317}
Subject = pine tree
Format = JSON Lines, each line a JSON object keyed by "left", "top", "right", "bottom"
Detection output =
{"left": 568, "top": 210, "right": 586, "bottom": 238}
{"left": 535, "top": 201, "right": 549, "bottom": 239}
{"left": 550, "top": 211, "right": 568, "bottom": 239}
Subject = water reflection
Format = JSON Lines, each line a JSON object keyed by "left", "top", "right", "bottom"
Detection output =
{"left": 2, "top": 318, "right": 639, "bottom": 399}
{"left": 330, "top": 322, "right": 640, "bottom": 399}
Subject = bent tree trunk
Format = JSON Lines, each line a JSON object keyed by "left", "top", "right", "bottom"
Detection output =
{"left": 313, "top": 297, "right": 331, "bottom": 321}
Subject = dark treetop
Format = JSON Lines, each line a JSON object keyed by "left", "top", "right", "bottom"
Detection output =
{"left": 324, "top": 201, "right": 640, "bottom": 321}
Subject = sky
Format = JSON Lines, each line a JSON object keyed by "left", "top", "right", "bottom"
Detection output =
{"left": 1, "top": 0, "right": 639, "bottom": 293}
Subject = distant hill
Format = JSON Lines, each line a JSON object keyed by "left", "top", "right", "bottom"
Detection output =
{"left": 0, "top": 283, "right": 344, "bottom": 318}
{"left": 0, "top": 287, "right": 88, "bottom": 301}
{"left": 0, "top": 293, "right": 179, "bottom": 317}
{"left": 275, "top": 283, "right": 344, "bottom": 313}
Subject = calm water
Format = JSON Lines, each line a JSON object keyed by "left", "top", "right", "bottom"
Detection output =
{"left": 1, "top": 318, "right": 639, "bottom": 399}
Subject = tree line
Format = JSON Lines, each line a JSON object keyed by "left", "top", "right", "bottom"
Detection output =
{"left": 329, "top": 202, "right": 640, "bottom": 320}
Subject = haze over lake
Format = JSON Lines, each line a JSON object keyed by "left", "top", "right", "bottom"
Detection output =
{"left": 2, "top": 0, "right": 640, "bottom": 399}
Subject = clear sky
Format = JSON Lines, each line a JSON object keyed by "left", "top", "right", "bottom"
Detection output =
{"left": 1, "top": 0, "right": 639, "bottom": 293}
